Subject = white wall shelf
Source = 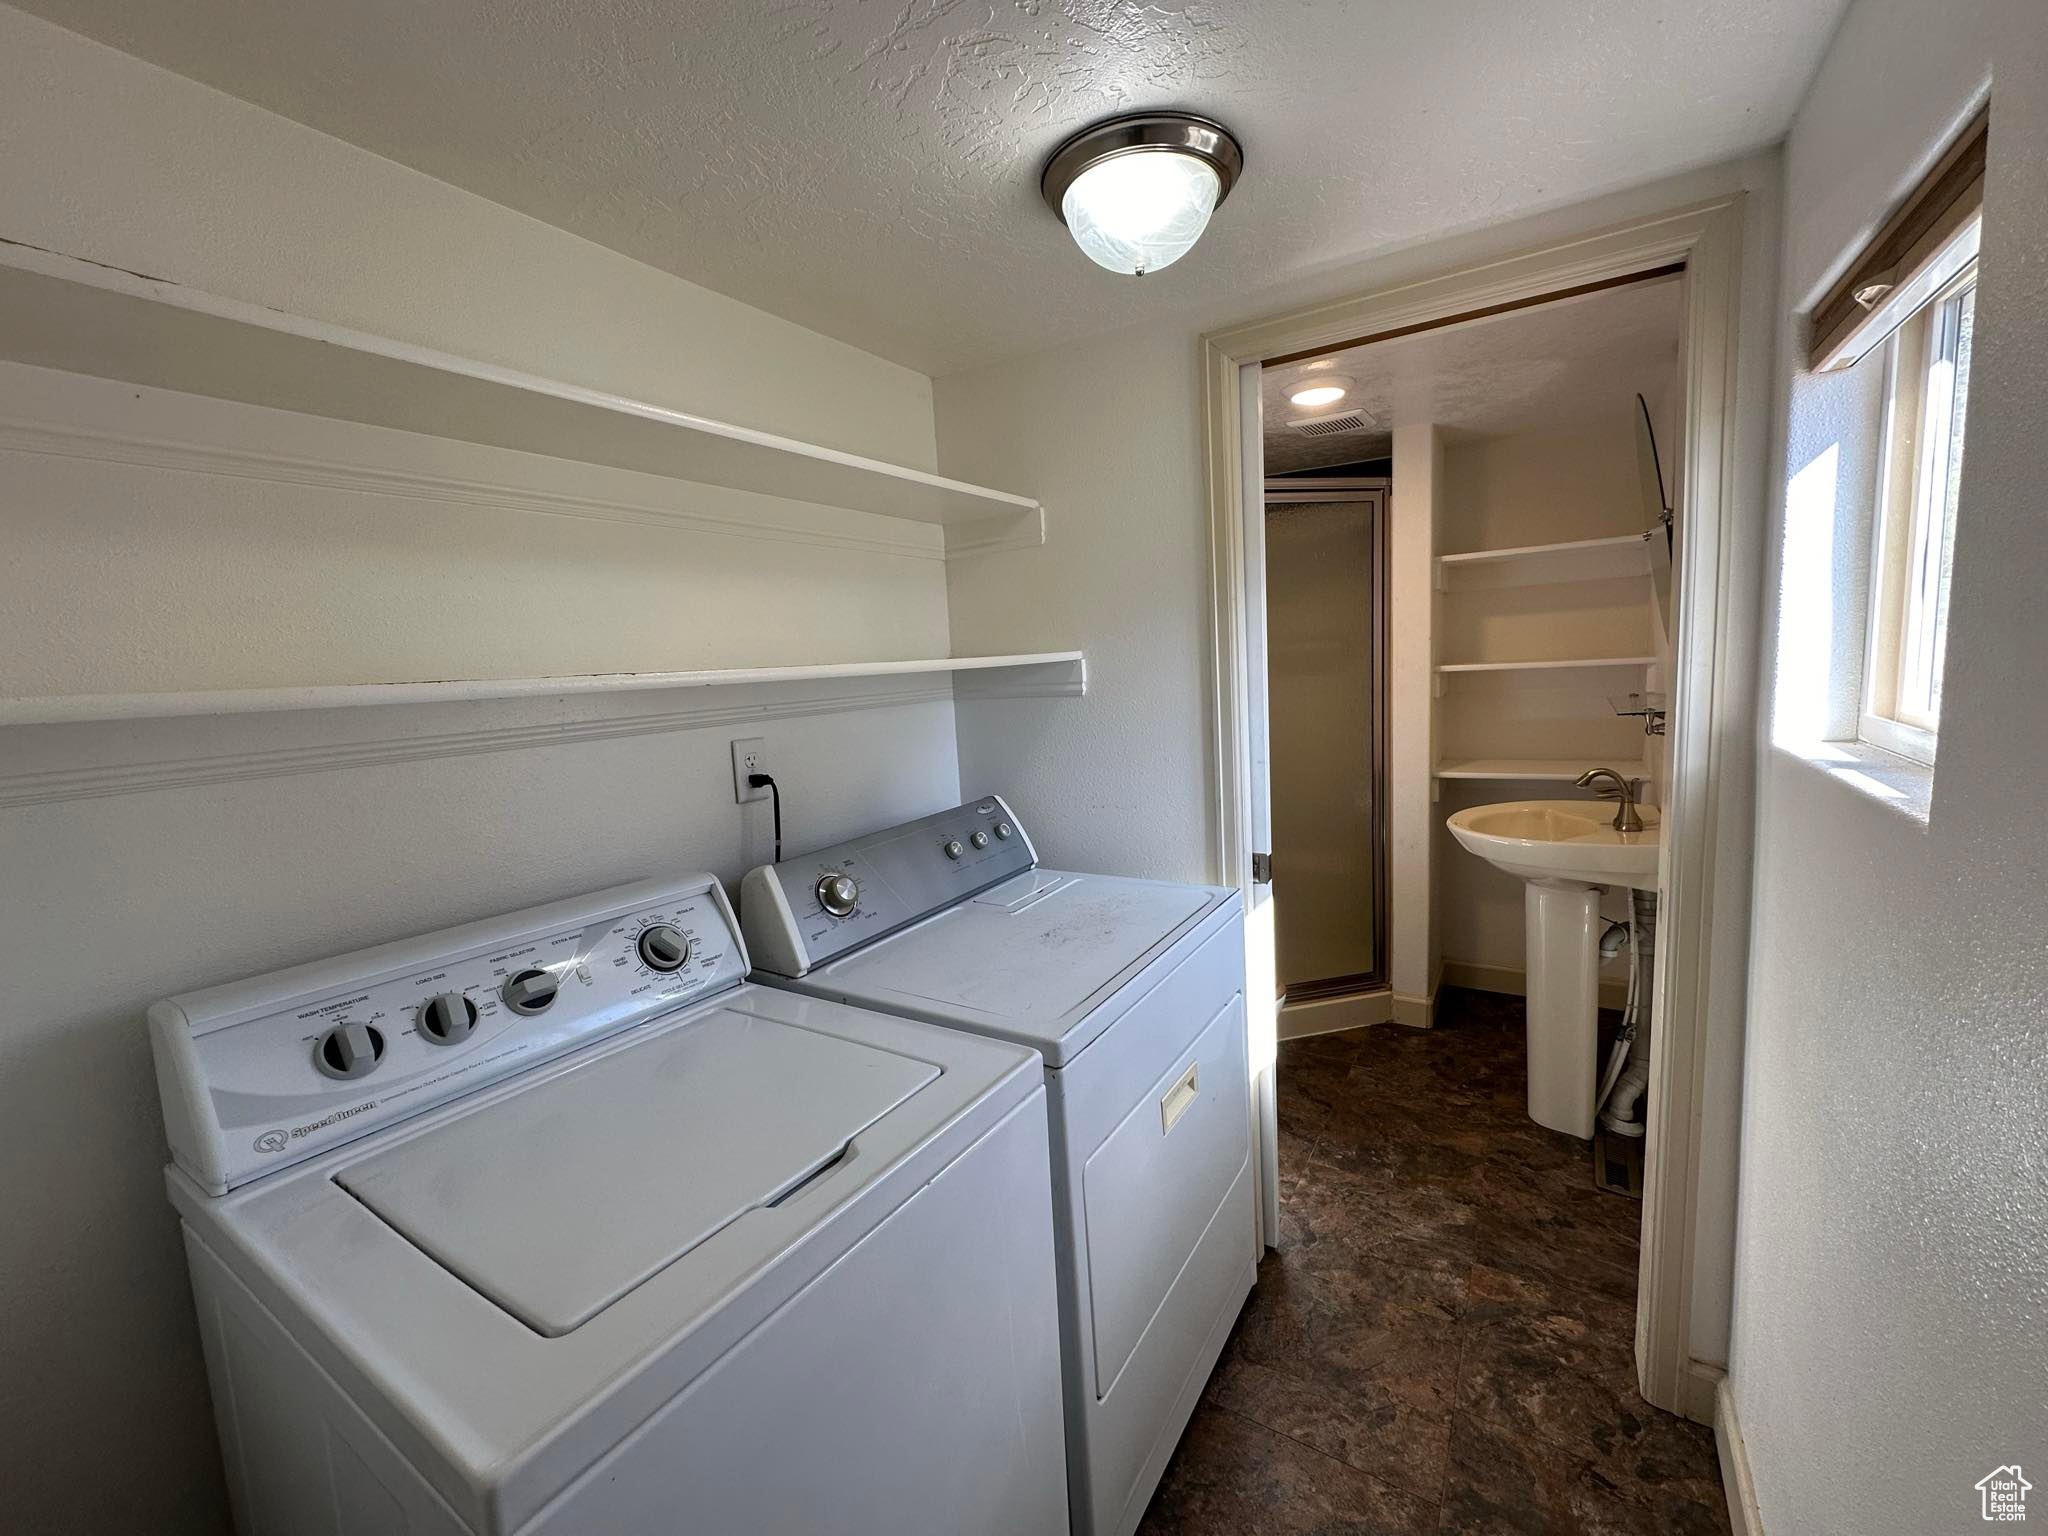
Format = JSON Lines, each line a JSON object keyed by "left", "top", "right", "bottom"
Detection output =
{"left": 1436, "top": 655, "right": 1657, "bottom": 674}
{"left": 1434, "top": 757, "right": 1651, "bottom": 782}
{"left": 0, "top": 652, "right": 1088, "bottom": 727}
{"left": 1435, "top": 533, "right": 1651, "bottom": 591}
{"left": 1433, "top": 655, "right": 1655, "bottom": 699}
{"left": 0, "top": 239, "right": 1041, "bottom": 537}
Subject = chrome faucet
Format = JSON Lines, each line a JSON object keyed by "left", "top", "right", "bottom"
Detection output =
{"left": 1575, "top": 767, "right": 1645, "bottom": 833}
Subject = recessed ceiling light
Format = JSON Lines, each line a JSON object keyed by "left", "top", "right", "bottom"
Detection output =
{"left": 1289, "top": 376, "right": 1352, "bottom": 408}
{"left": 1041, "top": 112, "right": 1245, "bottom": 276}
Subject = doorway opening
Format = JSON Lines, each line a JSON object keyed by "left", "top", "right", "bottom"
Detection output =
{"left": 1210, "top": 198, "right": 1752, "bottom": 1425}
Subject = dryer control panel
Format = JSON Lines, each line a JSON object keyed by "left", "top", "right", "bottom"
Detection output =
{"left": 740, "top": 795, "right": 1037, "bottom": 978}
{"left": 149, "top": 875, "right": 749, "bottom": 1194}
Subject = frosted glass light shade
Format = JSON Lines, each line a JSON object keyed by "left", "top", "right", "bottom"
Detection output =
{"left": 1060, "top": 152, "right": 1222, "bottom": 275}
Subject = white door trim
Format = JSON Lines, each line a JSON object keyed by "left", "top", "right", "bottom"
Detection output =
{"left": 1200, "top": 195, "right": 1751, "bottom": 1418}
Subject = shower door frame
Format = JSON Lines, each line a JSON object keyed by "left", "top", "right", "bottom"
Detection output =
{"left": 1201, "top": 194, "right": 1754, "bottom": 1428}
{"left": 1260, "top": 479, "right": 1390, "bottom": 1003}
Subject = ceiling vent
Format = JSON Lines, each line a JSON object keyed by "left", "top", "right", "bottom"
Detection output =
{"left": 1288, "top": 412, "right": 1373, "bottom": 437}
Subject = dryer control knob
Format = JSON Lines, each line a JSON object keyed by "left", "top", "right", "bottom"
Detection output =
{"left": 637, "top": 924, "right": 691, "bottom": 972}
{"left": 816, "top": 874, "right": 861, "bottom": 918}
{"left": 942, "top": 839, "right": 964, "bottom": 860}
{"left": 969, "top": 830, "right": 990, "bottom": 850}
{"left": 502, "top": 968, "right": 558, "bottom": 1016}
{"left": 994, "top": 821, "right": 1014, "bottom": 840}
{"left": 418, "top": 992, "right": 478, "bottom": 1045}
{"left": 315, "top": 1021, "right": 385, "bottom": 1080}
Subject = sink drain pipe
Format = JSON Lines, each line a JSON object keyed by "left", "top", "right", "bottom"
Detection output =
{"left": 1595, "top": 889, "right": 1657, "bottom": 1137}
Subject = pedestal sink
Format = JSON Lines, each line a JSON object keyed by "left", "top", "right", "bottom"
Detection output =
{"left": 1446, "top": 801, "right": 1660, "bottom": 1137}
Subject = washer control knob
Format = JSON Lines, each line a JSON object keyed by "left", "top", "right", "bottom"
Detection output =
{"left": 637, "top": 924, "right": 691, "bottom": 972}
{"left": 502, "top": 968, "right": 558, "bottom": 1016}
{"left": 969, "top": 830, "right": 990, "bottom": 850}
{"left": 418, "top": 992, "right": 478, "bottom": 1045}
{"left": 315, "top": 1021, "right": 385, "bottom": 1080}
{"left": 942, "top": 839, "right": 965, "bottom": 861}
{"left": 816, "top": 874, "right": 861, "bottom": 918}
{"left": 994, "top": 821, "right": 1014, "bottom": 840}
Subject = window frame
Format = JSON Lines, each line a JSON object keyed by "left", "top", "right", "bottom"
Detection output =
{"left": 1860, "top": 240, "right": 1978, "bottom": 767}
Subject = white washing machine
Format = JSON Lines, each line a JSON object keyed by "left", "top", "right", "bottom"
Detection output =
{"left": 741, "top": 796, "right": 1255, "bottom": 1536}
{"left": 149, "top": 873, "right": 1069, "bottom": 1536}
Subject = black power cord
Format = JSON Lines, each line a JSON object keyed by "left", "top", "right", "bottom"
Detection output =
{"left": 749, "top": 772, "right": 782, "bottom": 862}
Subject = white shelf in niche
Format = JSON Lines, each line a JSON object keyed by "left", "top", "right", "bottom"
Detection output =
{"left": 1434, "top": 758, "right": 1651, "bottom": 783}
{"left": 0, "top": 652, "right": 1088, "bottom": 728}
{"left": 1433, "top": 655, "right": 1655, "bottom": 699}
{"left": 1435, "top": 533, "right": 1651, "bottom": 591}
{"left": 1435, "top": 656, "right": 1657, "bottom": 674}
{"left": 0, "top": 240, "right": 1040, "bottom": 540}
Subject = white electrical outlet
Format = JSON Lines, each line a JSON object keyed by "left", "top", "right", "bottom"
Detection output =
{"left": 731, "top": 738, "right": 769, "bottom": 803}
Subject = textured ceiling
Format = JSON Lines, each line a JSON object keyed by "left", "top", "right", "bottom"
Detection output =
{"left": 1261, "top": 275, "right": 1682, "bottom": 474}
{"left": 15, "top": 0, "right": 1847, "bottom": 375}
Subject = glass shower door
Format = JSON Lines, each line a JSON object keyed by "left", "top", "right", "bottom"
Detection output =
{"left": 1263, "top": 491, "right": 1386, "bottom": 994}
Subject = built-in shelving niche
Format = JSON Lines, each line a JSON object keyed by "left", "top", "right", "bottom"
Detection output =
{"left": 1432, "top": 532, "right": 1661, "bottom": 793}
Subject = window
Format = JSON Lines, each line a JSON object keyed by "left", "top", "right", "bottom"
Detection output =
{"left": 1861, "top": 225, "right": 1978, "bottom": 764}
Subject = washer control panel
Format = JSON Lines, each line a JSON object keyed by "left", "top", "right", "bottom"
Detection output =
{"left": 740, "top": 795, "right": 1036, "bottom": 978}
{"left": 149, "top": 874, "right": 749, "bottom": 1194}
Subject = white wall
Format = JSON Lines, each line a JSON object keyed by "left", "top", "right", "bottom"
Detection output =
{"left": 940, "top": 321, "right": 1212, "bottom": 881}
{"left": 0, "top": 12, "right": 962, "bottom": 1532}
{"left": 1728, "top": 0, "right": 2048, "bottom": 1529}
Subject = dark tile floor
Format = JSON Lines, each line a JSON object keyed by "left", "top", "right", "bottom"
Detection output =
{"left": 1139, "top": 988, "right": 1729, "bottom": 1536}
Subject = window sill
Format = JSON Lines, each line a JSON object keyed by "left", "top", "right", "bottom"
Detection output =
{"left": 1775, "top": 737, "right": 1934, "bottom": 825}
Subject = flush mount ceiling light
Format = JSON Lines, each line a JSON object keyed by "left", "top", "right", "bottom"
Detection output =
{"left": 1041, "top": 112, "right": 1244, "bottom": 276}
{"left": 1289, "top": 375, "right": 1352, "bottom": 408}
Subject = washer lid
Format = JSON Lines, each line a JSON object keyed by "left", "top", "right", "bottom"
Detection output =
{"left": 335, "top": 1007, "right": 938, "bottom": 1337}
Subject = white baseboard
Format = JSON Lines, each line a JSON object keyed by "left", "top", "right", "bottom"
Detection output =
{"left": 1439, "top": 957, "right": 1630, "bottom": 1009}
{"left": 1680, "top": 1358, "right": 1722, "bottom": 1424}
{"left": 1391, "top": 990, "right": 1435, "bottom": 1028}
{"left": 1714, "top": 1375, "right": 1764, "bottom": 1536}
{"left": 1277, "top": 989, "right": 1391, "bottom": 1040}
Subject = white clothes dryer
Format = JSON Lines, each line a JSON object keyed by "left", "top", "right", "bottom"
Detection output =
{"left": 741, "top": 797, "right": 1255, "bottom": 1536}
